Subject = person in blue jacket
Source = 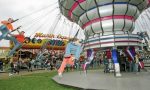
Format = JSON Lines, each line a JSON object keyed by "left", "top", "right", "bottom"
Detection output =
{"left": 58, "top": 38, "right": 82, "bottom": 77}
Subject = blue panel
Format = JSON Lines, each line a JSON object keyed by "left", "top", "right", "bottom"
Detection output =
{"left": 112, "top": 49, "right": 118, "bottom": 63}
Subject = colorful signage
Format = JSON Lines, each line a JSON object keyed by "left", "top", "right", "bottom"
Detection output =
{"left": 10, "top": 38, "right": 68, "bottom": 50}
{"left": 34, "top": 33, "right": 69, "bottom": 40}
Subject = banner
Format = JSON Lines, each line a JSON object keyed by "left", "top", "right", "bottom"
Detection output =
{"left": 34, "top": 33, "right": 69, "bottom": 40}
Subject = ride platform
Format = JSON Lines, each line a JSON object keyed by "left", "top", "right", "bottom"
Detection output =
{"left": 53, "top": 70, "right": 150, "bottom": 90}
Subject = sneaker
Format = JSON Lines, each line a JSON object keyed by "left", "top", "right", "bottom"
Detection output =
{"left": 58, "top": 73, "right": 62, "bottom": 77}
{"left": 9, "top": 73, "right": 13, "bottom": 76}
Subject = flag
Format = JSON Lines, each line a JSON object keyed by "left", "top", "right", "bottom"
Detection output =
{"left": 126, "top": 47, "right": 135, "bottom": 61}
{"left": 139, "top": 61, "right": 144, "bottom": 69}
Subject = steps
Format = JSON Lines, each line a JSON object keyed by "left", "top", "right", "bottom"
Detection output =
{"left": 143, "top": 60, "right": 150, "bottom": 72}
{"left": 144, "top": 60, "right": 150, "bottom": 67}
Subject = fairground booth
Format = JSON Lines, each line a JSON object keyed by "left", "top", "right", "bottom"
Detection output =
{"left": 10, "top": 33, "right": 69, "bottom": 60}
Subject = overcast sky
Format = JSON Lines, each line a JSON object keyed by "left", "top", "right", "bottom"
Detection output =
{"left": 0, "top": 0, "right": 150, "bottom": 47}
{"left": 0, "top": 0, "right": 84, "bottom": 47}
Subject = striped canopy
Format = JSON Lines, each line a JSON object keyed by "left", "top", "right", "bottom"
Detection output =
{"left": 59, "top": 0, "right": 150, "bottom": 49}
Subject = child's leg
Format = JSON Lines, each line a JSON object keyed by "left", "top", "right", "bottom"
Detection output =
{"left": 58, "top": 58, "right": 68, "bottom": 74}
{"left": 7, "top": 43, "right": 21, "bottom": 57}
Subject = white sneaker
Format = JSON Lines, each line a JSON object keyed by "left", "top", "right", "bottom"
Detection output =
{"left": 58, "top": 73, "right": 62, "bottom": 77}
{"left": 9, "top": 73, "right": 13, "bottom": 76}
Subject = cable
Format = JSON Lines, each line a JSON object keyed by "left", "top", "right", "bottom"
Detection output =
{"left": 19, "top": 12, "right": 59, "bottom": 54}
{"left": 68, "top": 22, "right": 74, "bottom": 37}
{"left": 47, "top": 14, "right": 61, "bottom": 34}
{"left": 44, "top": 13, "right": 60, "bottom": 34}
{"left": 21, "top": 6, "right": 58, "bottom": 28}
{"left": 18, "top": 1, "right": 58, "bottom": 20}
{"left": 53, "top": 16, "right": 66, "bottom": 35}
{"left": 54, "top": 18, "right": 67, "bottom": 35}
{"left": 72, "top": 28, "right": 80, "bottom": 40}
{"left": 66, "top": 0, "right": 94, "bottom": 39}
{"left": 27, "top": 12, "right": 56, "bottom": 37}
{"left": 144, "top": 10, "right": 150, "bottom": 32}
{"left": 34, "top": 14, "right": 62, "bottom": 56}
{"left": 22, "top": 7, "right": 59, "bottom": 36}
{"left": 135, "top": 22, "right": 142, "bottom": 32}
{"left": 141, "top": 14, "right": 150, "bottom": 34}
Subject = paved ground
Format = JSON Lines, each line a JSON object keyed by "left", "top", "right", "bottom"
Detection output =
{"left": 145, "top": 67, "right": 150, "bottom": 72}
{"left": 53, "top": 70, "right": 150, "bottom": 90}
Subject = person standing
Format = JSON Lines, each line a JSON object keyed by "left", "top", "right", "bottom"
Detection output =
{"left": 28, "top": 59, "right": 32, "bottom": 72}
{"left": 83, "top": 49, "right": 94, "bottom": 71}
{"left": 134, "top": 52, "right": 139, "bottom": 72}
{"left": 103, "top": 56, "right": 109, "bottom": 73}
{"left": 9, "top": 61, "right": 14, "bottom": 76}
{"left": 0, "top": 60, "right": 3, "bottom": 71}
{"left": 13, "top": 61, "right": 19, "bottom": 74}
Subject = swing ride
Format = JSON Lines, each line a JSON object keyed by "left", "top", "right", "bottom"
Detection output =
{"left": 1, "top": 0, "right": 150, "bottom": 77}
{"left": 59, "top": 0, "right": 150, "bottom": 49}
{"left": 0, "top": 2, "right": 62, "bottom": 62}
{"left": 0, "top": 1, "right": 80, "bottom": 69}
{"left": 58, "top": 0, "right": 150, "bottom": 76}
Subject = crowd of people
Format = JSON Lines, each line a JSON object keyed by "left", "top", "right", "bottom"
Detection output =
{"left": 102, "top": 49, "right": 145, "bottom": 73}
{"left": 7, "top": 51, "right": 64, "bottom": 76}
{"left": 0, "top": 47, "right": 149, "bottom": 77}
{"left": 0, "top": 18, "right": 149, "bottom": 77}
